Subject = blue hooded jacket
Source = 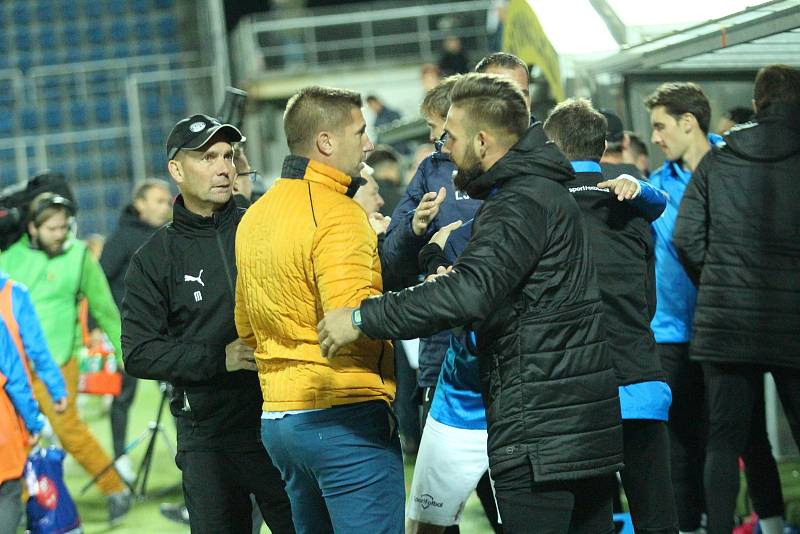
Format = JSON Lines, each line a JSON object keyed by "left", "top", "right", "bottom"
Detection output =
{"left": 0, "top": 273, "right": 66, "bottom": 402}
{"left": 1, "top": 322, "right": 43, "bottom": 434}
{"left": 381, "top": 149, "right": 481, "bottom": 387}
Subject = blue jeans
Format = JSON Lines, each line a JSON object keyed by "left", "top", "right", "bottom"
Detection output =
{"left": 261, "top": 401, "right": 405, "bottom": 534}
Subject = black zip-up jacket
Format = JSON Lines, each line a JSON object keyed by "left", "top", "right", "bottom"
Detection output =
{"left": 100, "top": 205, "right": 160, "bottom": 310}
{"left": 674, "top": 103, "right": 800, "bottom": 369}
{"left": 121, "top": 196, "right": 263, "bottom": 451}
{"left": 565, "top": 168, "right": 661, "bottom": 385}
{"left": 360, "top": 124, "right": 623, "bottom": 482}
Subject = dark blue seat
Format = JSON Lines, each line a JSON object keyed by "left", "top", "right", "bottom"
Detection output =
{"left": 21, "top": 108, "right": 39, "bottom": 132}
{"left": 70, "top": 102, "right": 88, "bottom": 127}
{"left": 74, "top": 159, "right": 93, "bottom": 182}
{"left": 94, "top": 99, "right": 113, "bottom": 124}
{"left": 157, "top": 15, "right": 177, "bottom": 36}
{"left": 45, "top": 105, "right": 63, "bottom": 129}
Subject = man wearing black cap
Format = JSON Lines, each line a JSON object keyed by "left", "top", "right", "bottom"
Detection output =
{"left": 121, "top": 114, "right": 294, "bottom": 534}
{"left": 599, "top": 109, "right": 646, "bottom": 181}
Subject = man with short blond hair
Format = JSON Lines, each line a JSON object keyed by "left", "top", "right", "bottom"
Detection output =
{"left": 236, "top": 86, "right": 403, "bottom": 534}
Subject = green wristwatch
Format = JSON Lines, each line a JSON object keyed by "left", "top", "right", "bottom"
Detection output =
{"left": 351, "top": 308, "right": 363, "bottom": 331}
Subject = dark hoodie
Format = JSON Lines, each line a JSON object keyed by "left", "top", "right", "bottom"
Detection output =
{"left": 360, "top": 124, "right": 623, "bottom": 482}
{"left": 100, "top": 205, "right": 161, "bottom": 309}
{"left": 674, "top": 103, "right": 800, "bottom": 369}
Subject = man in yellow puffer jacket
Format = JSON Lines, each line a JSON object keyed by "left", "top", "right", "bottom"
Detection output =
{"left": 234, "top": 86, "right": 403, "bottom": 534}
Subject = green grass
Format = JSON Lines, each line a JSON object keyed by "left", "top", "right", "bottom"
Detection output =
{"left": 27, "top": 385, "right": 800, "bottom": 532}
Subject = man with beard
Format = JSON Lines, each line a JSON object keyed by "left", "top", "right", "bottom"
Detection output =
{"left": 319, "top": 73, "right": 623, "bottom": 534}
{"left": 122, "top": 114, "right": 294, "bottom": 534}
{"left": 234, "top": 87, "right": 403, "bottom": 534}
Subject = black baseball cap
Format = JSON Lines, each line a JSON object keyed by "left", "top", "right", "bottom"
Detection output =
{"left": 166, "top": 114, "right": 245, "bottom": 160}
{"left": 599, "top": 109, "right": 625, "bottom": 144}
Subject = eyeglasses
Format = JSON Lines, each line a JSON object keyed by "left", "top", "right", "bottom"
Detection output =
{"left": 236, "top": 170, "right": 261, "bottom": 182}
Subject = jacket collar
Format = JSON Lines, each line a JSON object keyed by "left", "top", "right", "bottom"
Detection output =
{"left": 171, "top": 195, "right": 237, "bottom": 235}
{"left": 281, "top": 155, "right": 365, "bottom": 198}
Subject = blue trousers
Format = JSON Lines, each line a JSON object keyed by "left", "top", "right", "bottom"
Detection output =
{"left": 261, "top": 401, "right": 405, "bottom": 534}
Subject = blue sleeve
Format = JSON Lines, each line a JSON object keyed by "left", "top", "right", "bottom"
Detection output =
{"left": 13, "top": 284, "right": 67, "bottom": 401}
{"left": 628, "top": 179, "right": 668, "bottom": 223}
{"left": 1, "top": 328, "right": 43, "bottom": 435}
{"left": 380, "top": 159, "right": 433, "bottom": 281}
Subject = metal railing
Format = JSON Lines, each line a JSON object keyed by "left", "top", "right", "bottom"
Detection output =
{"left": 231, "top": 0, "right": 493, "bottom": 80}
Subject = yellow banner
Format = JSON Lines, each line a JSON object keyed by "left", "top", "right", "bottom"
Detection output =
{"left": 503, "top": 0, "right": 564, "bottom": 102}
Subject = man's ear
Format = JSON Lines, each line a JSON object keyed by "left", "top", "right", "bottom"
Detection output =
{"left": 476, "top": 130, "right": 489, "bottom": 158}
{"left": 752, "top": 98, "right": 758, "bottom": 114}
{"left": 681, "top": 113, "right": 696, "bottom": 134}
{"left": 167, "top": 159, "right": 184, "bottom": 186}
{"left": 27, "top": 221, "right": 37, "bottom": 239}
{"left": 316, "top": 131, "right": 334, "bottom": 157}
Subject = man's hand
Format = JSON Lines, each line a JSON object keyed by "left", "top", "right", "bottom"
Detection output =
{"left": 225, "top": 338, "right": 257, "bottom": 372}
{"left": 412, "top": 187, "right": 447, "bottom": 236}
{"left": 425, "top": 265, "right": 454, "bottom": 282}
{"left": 597, "top": 174, "right": 641, "bottom": 201}
{"left": 369, "top": 212, "right": 391, "bottom": 236}
{"left": 429, "top": 220, "right": 462, "bottom": 250}
{"left": 317, "top": 307, "right": 361, "bottom": 358}
{"left": 53, "top": 397, "right": 68, "bottom": 413}
{"left": 28, "top": 433, "right": 40, "bottom": 447}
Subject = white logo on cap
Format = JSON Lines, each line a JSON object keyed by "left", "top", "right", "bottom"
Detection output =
{"left": 189, "top": 121, "right": 206, "bottom": 133}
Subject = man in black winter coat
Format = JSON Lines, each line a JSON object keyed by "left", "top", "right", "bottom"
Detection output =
{"left": 121, "top": 114, "right": 294, "bottom": 534}
{"left": 319, "top": 73, "right": 623, "bottom": 534}
{"left": 674, "top": 64, "right": 800, "bottom": 534}
{"left": 545, "top": 98, "right": 677, "bottom": 534}
{"left": 100, "top": 178, "right": 172, "bottom": 473}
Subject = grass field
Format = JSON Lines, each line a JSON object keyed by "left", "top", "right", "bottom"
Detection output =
{"left": 23, "top": 381, "right": 800, "bottom": 533}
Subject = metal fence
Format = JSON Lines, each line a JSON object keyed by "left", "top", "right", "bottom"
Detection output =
{"left": 231, "top": 0, "right": 494, "bottom": 80}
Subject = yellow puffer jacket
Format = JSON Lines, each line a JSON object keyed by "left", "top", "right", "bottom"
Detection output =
{"left": 235, "top": 155, "right": 395, "bottom": 411}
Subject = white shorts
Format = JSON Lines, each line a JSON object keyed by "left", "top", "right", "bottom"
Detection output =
{"left": 407, "top": 416, "right": 493, "bottom": 526}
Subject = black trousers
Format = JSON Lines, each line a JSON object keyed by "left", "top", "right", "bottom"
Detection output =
{"left": 491, "top": 454, "right": 614, "bottom": 534}
{"left": 703, "top": 362, "right": 800, "bottom": 534}
{"left": 110, "top": 372, "right": 138, "bottom": 457}
{"left": 659, "top": 343, "right": 706, "bottom": 531}
{"left": 620, "top": 420, "right": 678, "bottom": 534}
{"left": 176, "top": 448, "right": 295, "bottom": 534}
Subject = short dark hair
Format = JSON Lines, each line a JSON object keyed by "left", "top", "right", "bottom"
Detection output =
{"left": 543, "top": 98, "right": 607, "bottom": 161}
{"left": 753, "top": 65, "right": 800, "bottom": 111}
{"left": 283, "top": 86, "right": 362, "bottom": 154}
{"left": 132, "top": 178, "right": 169, "bottom": 202}
{"left": 724, "top": 107, "right": 753, "bottom": 125}
{"left": 450, "top": 73, "right": 529, "bottom": 142}
{"left": 366, "top": 145, "right": 401, "bottom": 168}
{"left": 626, "top": 132, "right": 648, "bottom": 158}
{"left": 644, "top": 82, "right": 710, "bottom": 133}
{"left": 474, "top": 53, "right": 529, "bottom": 84}
{"left": 420, "top": 75, "right": 462, "bottom": 119}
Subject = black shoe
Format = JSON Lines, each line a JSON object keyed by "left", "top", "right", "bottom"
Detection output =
{"left": 108, "top": 490, "right": 132, "bottom": 525}
{"left": 160, "top": 503, "right": 190, "bottom": 525}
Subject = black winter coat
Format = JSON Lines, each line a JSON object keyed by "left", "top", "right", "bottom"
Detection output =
{"left": 360, "top": 124, "right": 623, "bottom": 481}
{"left": 674, "top": 103, "right": 800, "bottom": 369}
{"left": 100, "top": 205, "right": 160, "bottom": 310}
{"left": 121, "top": 197, "right": 264, "bottom": 451}
{"left": 565, "top": 170, "right": 660, "bottom": 385}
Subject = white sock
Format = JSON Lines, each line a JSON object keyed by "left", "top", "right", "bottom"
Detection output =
{"left": 759, "top": 516, "right": 785, "bottom": 534}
